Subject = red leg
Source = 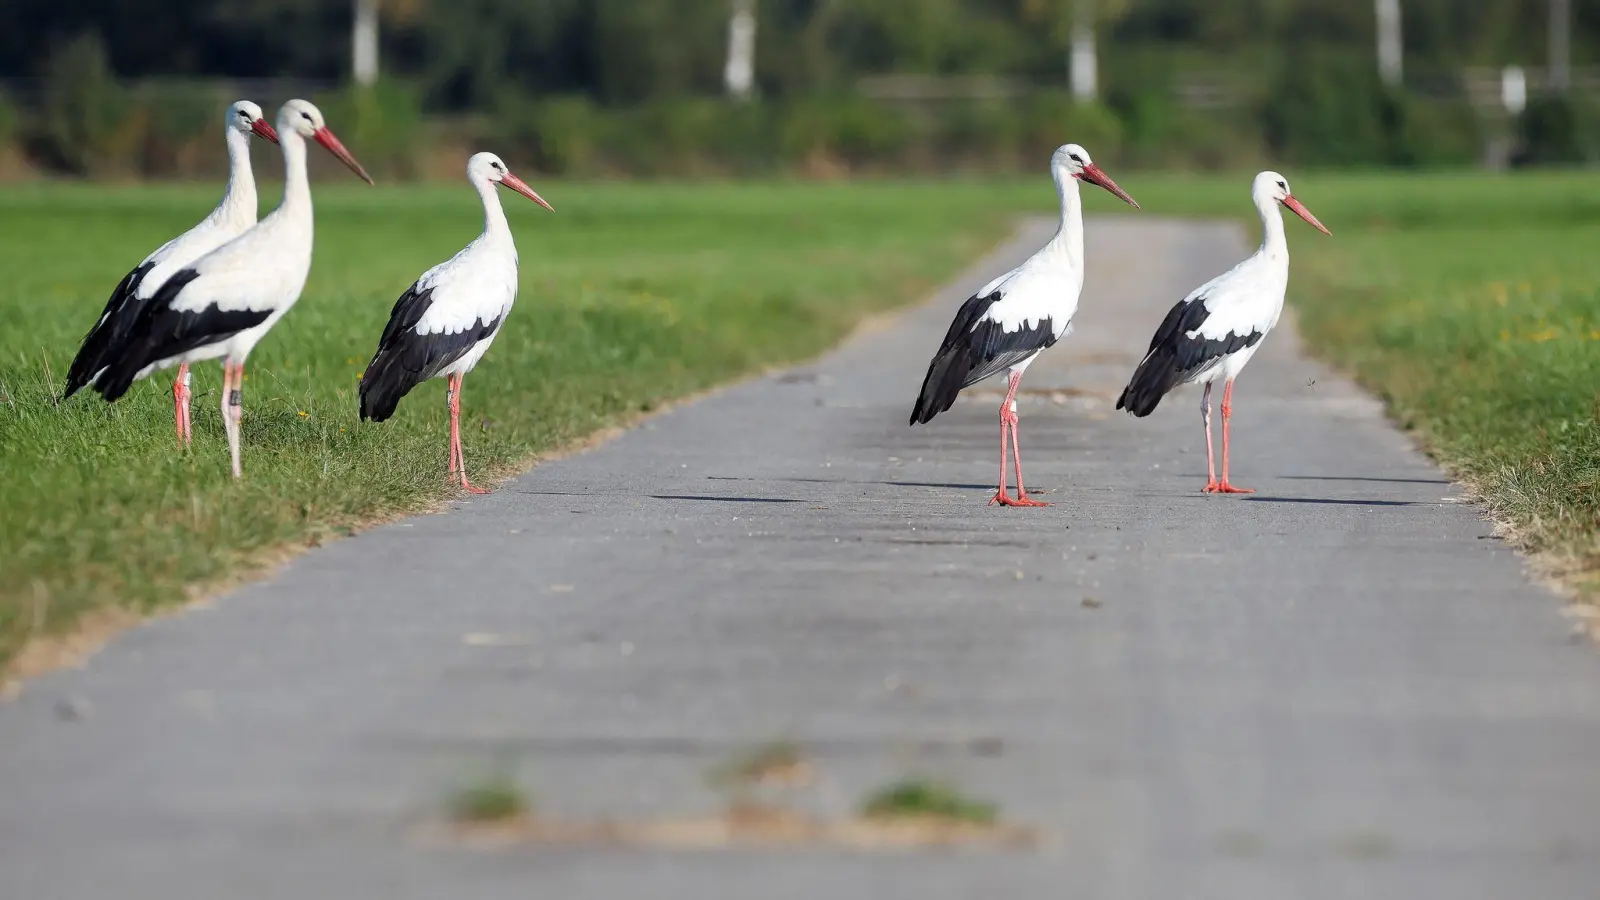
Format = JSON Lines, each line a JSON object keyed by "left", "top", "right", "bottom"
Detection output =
{"left": 446, "top": 375, "right": 461, "bottom": 482}
{"left": 449, "top": 374, "right": 490, "bottom": 495}
{"left": 172, "top": 364, "right": 189, "bottom": 446}
{"left": 221, "top": 361, "right": 243, "bottom": 479}
{"left": 1216, "top": 379, "right": 1253, "bottom": 494}
{"left": 1007, "top": 400, "right": 1049, "bottom": 508}
{"left": 180, "top": 365, "right": 192, "bottom": 446}
{"left": 988, "top": 391, "right": 1013, "bottom": 506}
{"left": 1200, "top": 382, "right": 1221, "bottom": 493}
{"left": 991, "top": 371, "right": 1046, "bottom": 508}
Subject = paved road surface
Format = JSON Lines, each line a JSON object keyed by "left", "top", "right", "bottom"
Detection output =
{"left": 5, "top": 219, "right": 1600, "bottom": 899}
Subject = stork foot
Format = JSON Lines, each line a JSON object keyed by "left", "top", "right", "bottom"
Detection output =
{"left": 1203, "top": 482, "right": 1254, "bottom": 494}
{"left": 991, "top": 491, "right": 1050, "bottom": 507}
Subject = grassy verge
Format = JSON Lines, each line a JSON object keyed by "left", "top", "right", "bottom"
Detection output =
{"left": 7, "top": 168, "right": 1596, "bottom": 671}
{"left": 1289, "top": 171, "right": 1600, "bottom": 595}
{"left": 1136, "top": 170, "right": 1600, "bottom": 597}
{"left": 0, "top": 177, "right": 1065, "bottom": 670}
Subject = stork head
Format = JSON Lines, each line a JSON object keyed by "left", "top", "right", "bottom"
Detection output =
{"left": 277, "top": 99, "right": 374, "bottom": 185}
{"left": 227, "top": 100, "right": 278, "bottom": 144}
{"left": 468, "top": 151, "right": 554, "bottom": 212}
{"left": 1254, "top": 170, "right": 1330, "bottom": 235}
{"left": 1052, "top": 144, "right": 1139, "bottom": 209}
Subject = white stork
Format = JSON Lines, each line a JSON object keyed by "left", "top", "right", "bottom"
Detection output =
{"left": 91, "top": 99, "right": 373, "bottom": 479}
{"left": 1116, "top": 170, "right": 1330, "bottom": 493}
{"left": 910, "top": 143, "right": 1138, "bottom": 507}
{"left": 64, "top": 100, "right": 278, "bottom": 444}
{"left": 357, "top": 152, "right": 553, "bottom": 494}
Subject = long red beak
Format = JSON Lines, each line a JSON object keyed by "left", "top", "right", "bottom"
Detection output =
{"left": 499, "top": 172, "right": 554, "bottom": 212}
{"left": 251, "top": 118, "right": 280, "bottom": 145}
{"left": 1282, "top": 195, "right": 1331, "bottom": 235}
{"left": 1079, "top": 163, "right": 1140, "bottom": 209}
{"left": 313, "top": 127, "right": 374, "bottom": 185}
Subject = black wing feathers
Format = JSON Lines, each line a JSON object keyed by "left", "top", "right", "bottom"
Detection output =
{"left": 909, "top": 289, "right": 1055, "bottom": 426}
{"left": 358, "top": 284, "right": 501, "bottom": 422}
{"left": 63, "top": 261, "right": 157, "bottom": 398}
{"left": 1116, "top": 294, "right": 1262, "bottom": 417}
{"left": 92, "top": 269, "right": 272, "bottom": 403}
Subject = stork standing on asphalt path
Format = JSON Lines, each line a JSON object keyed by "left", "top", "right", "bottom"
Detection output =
{"left": 909, "top": 144, "right": 1139, "bottom": 507}
{"left": 357, "top": 152, "right": 553, "bottom": 494}
{"left": 1116, "top": 170, "right": 1331, "bottom": 493}
{"left": 63, "top": 100, "right": 279, "bottom": 445}
{"left": 90, "top": 99, "right": 374, "bottom": 479}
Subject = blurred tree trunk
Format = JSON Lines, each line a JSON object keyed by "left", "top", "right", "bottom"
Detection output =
{"left": 1022, "top": 0, "right": 1128, "bottom": 100}
{"left": 353, "top": 0, "right": 379, "bottom": 85}
{"left": 725, "top": 0, "right": 756, "bottom": 101}
{"left": 1376, "top": 0, "right": 1402, "bottom": 86}
{"left": 1550, "top": 0, "right": 1571, "bottom": 93}
{"left": 1070, "top": 0, "right": 1096, "bottom": 102}
{"left": 351, "top": 0, "right": 426, "bottom": 86}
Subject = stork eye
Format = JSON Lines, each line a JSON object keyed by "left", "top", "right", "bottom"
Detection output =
{"left": 301, "top": 112, "right": 313, "bottom": 122}
{"left": 1277, "top": 180, "right": 1287, "bottom": 190}
{"left": 1069, "top": 153, "right": 1083, "bottom": 163}
{"left": 492, "top": 161, "right": 504, "bottom": 171}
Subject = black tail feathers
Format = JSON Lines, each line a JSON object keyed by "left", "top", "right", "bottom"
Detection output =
{"left": 1115, "top": 350, "right": 1183, "bottom": 418}
{"left": 358, "top": 352, "right": 417, "bottom": 423}
{"left": 63, "top": 334, "right": 111, "bottom": 401}
{"left": 909, "top": 343, "right": 973, "bottom": 426}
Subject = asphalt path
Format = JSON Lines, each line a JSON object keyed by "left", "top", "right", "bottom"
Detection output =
{"left": 5, "top": 217, "right": 1600, "bottom": 899}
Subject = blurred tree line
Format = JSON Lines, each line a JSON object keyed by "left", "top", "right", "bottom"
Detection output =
{"left": 1, "top": 0, "right": 1598, "bottom": 177}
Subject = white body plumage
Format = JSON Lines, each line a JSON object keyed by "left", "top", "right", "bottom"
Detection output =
{"left": 910, "top": 143, "right": 1139, "bottom": 428}
{"left": 400, "top": 171, "right": 523, "bottom": 382}
{"left": 64, "top": 101, "right": 276, "bottom": 397}
{"left": 908, "top": 144, "right": 1138, "bottom": 506}
{"left": 358, "top": 152, "right": 553, "bottom": 493}
{"left": 1115, "top": 170, "right": 1330, "bottom": 492}
{"left": 143, "top": 102, "right": 336, "bottom": 375}
{"left": 87, "top": 99, "right": 373, "bottom": 480}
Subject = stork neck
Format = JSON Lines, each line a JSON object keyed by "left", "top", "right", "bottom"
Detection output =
{"left": 475, "top": 178, "right": 513, "bottom": 246}
{"left": 277, "top": 130, "right": 312, "bottom": 219}
{"left": 1258, "top": 194, "right": 1288, "bottom": 261}
{"left": 1048, "top": 167, "right": 1085, "bottom": 269}
{"left": 212, "top": 127, "right": 258, "bottom": 227}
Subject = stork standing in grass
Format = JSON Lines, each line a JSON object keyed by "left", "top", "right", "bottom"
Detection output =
{"left": 1116, "top": 170, "right": 1330, "bottom": 493}
{"left": 90, "top": 99, "right": 373, "bottom": 479}
{"left": 358, "top": 152, "right": 554, "bottom": 494}
{"left": 909, "top": 144, "right": 1139, "bottom": 507}
{"left": 63, "top": 100, "right": 279, "bottom": 444}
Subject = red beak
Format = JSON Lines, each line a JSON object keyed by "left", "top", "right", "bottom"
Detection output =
{"left": 313, "top": 127, "right": 374, "bottom": 185}
{"left": 1282, "top": 195, "right": 1331, "bottom": 235}
{"left": 499, "top": 171, "right": 554, "bottom": 212}
{"left": 1078, "top": 163, "right": 1140, "bottom": 209}
{"left": 251, "top": 118, "right": 280, "bottom": 145}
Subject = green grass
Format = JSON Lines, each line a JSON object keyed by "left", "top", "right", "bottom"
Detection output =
{"left": 0, "top": 177, "right": 1064, "bottom": 669}
{"left": 1281, "top": 172, "right": 1600, "bottom": 590}
{"left": 860, "top": 778, "right": 998, "bottom": 825}
{"left": 1135, "top": 169, "right": 1600, "bottom": 594}
{"left": 448, "top": 772, "right": 529, "bottom": 824}
{"left": 7, "top": 168, "right": 1600, "bottom": 671}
